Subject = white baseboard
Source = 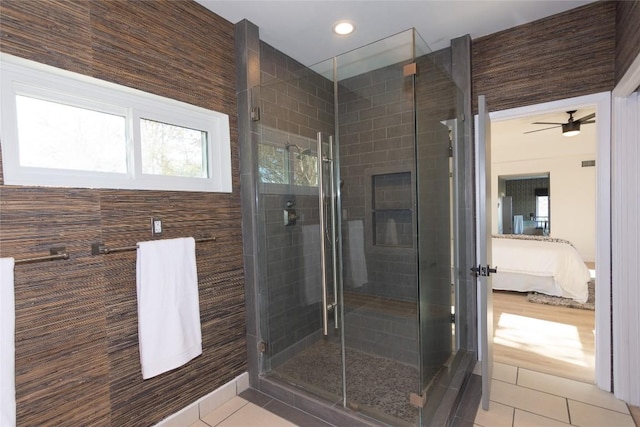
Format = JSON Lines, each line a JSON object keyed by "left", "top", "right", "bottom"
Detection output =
{"left": 154, "top": 372, "right": 250, "bottom": 427}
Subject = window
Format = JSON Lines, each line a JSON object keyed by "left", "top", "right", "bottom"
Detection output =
{"left": 140, "top": 119, "right": 208, "bottom": 178}
{"left": 258, "top": 144, "right": 288, "bottom": 184}
{"left": 0, "top": 54, "right": 231, "bottom": 192}
{"left": 535, "top": 195, "right": 549, "bottom": 220}
{"left": 257, "top": 129, "right": 318, "bottom": 187}
{"left": 15, "top": 95, "right": 128, "bottom": 173}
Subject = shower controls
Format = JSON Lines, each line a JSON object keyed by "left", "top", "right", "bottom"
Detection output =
{"left": 284, "top": 209, "right": 298, "bottom": 226}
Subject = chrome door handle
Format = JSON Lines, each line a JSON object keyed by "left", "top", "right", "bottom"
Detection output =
{"left": 318, "top": 132, "right": 329, "bottom": 336}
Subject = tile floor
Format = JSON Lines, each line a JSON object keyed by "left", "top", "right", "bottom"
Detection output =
{"left": 186, "top": 365, "right": 638, "bottom": 427}
{"left": 472, "top": 362, "right": 636, "bottom": 427}
{"left": 187, "top": 388, "right": 332, "bottom": 427}
{"left": 187, "top": 396, "right": 295, "bottom": 427}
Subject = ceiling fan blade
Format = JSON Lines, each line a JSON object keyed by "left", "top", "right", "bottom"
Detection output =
{"left": 577, "top": 113, "right": 595, "bottom": 122}
{"left": 582, "top": 120, "right": 596, "bottom": 124}
{"left": 531, "top": 121, "right": 564, "bottom": 125}
{"left": 524, "top": 125, "right": 561, "bottom": 134}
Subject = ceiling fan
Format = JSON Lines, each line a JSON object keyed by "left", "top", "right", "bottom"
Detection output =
{"left": 525, "top": 110, "right": 596, "bottom": 137}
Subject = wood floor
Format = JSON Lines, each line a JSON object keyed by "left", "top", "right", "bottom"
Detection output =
{"left": 492, "top": 290, "right": 596, "bottom": 384}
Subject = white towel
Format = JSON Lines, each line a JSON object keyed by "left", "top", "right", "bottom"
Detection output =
{"left": 136, "top": 238, "right": 202, "bottom": 379}
{"left": 0, "top": 258, "right": 16, "bottom": 427}
{"left": 346, "top": 220, "right": 367, "bottom": 288}
{"left": 514, "top": 215, "right": 524, "bottom": 234}
{"left": 301, "top": 224, "right": 322, "bottom": 305}
{"left": 384, "top": 218, "right": 399, "bottom": 245}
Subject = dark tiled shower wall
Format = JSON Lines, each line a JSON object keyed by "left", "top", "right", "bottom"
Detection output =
{"left": 344, "top": 304, "right": 418, "bottom": 366}
{"left": 338, "top": 62, "right": 419, "bottom": 302}
{"left": 256, "top": 41, "right": 335, "bottom": 363}
{"left": 260, "top": 192, "right": 324, "bottom": 361}
{"left": 259, "top": 43, "right": 334, "bottom": 140}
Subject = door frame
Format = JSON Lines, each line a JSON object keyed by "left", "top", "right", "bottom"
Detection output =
{"left": 487, "top": 91, "right": 612, "bottom": 391}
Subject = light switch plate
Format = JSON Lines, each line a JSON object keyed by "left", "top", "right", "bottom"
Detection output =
{"left": 151, "top": 218, "right": 162, "bottom": 237}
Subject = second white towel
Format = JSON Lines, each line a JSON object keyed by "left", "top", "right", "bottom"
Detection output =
{"left": 136, "top": 237, "right": 202, "bottom": 379}
{"left": 1, "top": 258, "right": 16, "bottom": 427}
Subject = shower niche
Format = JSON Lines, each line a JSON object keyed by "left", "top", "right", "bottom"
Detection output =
{"left": 368, "top": 169, "right": 414, "bottom": 248}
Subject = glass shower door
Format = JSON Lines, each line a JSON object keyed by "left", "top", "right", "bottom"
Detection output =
{"left": 334, "top": 30, "right": 424, "bottom": 426}
{"left": 255, "top": 28, "right": 467, "bottom": 427}
{"left": 414, "top": 33, "right": 465, "bottom": 423}
{"left": 255, "top": 58, "right": 344, "bottom": 405}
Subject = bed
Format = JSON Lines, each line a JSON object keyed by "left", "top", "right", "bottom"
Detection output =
{"left": 491, "top": 234, "right": 591, "bottom": 303}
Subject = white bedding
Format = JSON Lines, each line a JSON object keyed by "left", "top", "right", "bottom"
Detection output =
{"left": 491, "top": 236, "right": 591, "bottom": 303}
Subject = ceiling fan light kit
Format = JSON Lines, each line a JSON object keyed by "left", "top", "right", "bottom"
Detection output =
{"left": 525, "top": 110, "right": 596, "bottom": 136}
{"left": 562, "top": 121, "right": 581, "bottom": 137}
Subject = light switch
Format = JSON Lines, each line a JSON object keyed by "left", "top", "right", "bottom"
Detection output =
{"left": 151, "top": 218, "right": 162, "bottom": 237}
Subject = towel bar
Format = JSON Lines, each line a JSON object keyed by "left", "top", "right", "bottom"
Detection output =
{"left": 91, "top": 236, "right": 216, "bottom": 256}
{"left": 14, "top": 247, "right": 69, "bottom": 265}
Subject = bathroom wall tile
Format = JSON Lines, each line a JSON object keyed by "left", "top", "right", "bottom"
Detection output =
{"left": 155, "top": 402, "right": 200, "bottom": 427}
{"left": 236, "top": 372, "right": 250, "bottom": 394}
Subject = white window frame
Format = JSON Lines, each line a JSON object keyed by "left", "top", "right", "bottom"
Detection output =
{"left": 0, "top": 53, "right": 232, "bottom": 192}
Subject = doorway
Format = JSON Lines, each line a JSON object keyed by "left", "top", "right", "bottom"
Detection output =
{"left": 488, "top": 92, "right": 611, "bottom": 390}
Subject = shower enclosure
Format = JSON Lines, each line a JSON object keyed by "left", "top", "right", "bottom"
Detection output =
{"left": 249, "top": 28, "right": 470, "bottom": 426}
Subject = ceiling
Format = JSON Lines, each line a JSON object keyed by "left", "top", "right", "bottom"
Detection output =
{"left": 195, "top": 0, "right": 595, "bottom": 67}
{"left": 492, "top": 107, "right": 597, "bottom": 160}
{"left": 195, "top": 0, "right": 600, "bottom": 141}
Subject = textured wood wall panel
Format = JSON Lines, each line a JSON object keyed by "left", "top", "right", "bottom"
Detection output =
{"left": 0, "top": 0, "right": 93, "bottom": 74}
{"left": 0, "top": 1, "right": 244, "bottom": 426}
{"left": 98, "top": 190, "right": 244, "bottom": 426}
{"left": 615, "top": 1, "right": 640, "bottom": 83}
{"left": 472, "top": 1, "right": 616, "bottom": 113}
{"left": 0, "top": 187, "right": 110, "bottom": 426}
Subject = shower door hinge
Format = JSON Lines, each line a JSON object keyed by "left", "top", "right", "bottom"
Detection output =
{"left": 409, "top": 392, "right": 427, "bottom": 408}
{"left": 460, "top": 113, "right": 465, "bottom": 122}
{"left": 251, "top": 107, "right": 260, "bottom": 121}
{"left": 403, "top": 62, "right": 418, "bottom": 76}
{"left": 258, "top": 341, "right": 268, "bottom": 353}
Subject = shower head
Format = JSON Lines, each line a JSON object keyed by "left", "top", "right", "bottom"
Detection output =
{"left": 286, "top": 144, "right": 313, "bottom": 159}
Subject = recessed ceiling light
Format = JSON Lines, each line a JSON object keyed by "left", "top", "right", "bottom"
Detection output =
{"left": 333, "top": 21, "right": 355, "bottom": 36}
